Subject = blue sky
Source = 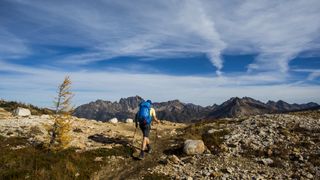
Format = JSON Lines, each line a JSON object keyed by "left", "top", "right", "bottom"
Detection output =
{"left": 0, "top": 0, "right": 320, "bottom": 107}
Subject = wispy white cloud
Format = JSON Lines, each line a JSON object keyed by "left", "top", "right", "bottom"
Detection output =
{"left": 177, "top": 0, "right": 227, "bottom": 76}
{"left": 292, "top": 68, "right": 320, "bottom": 81}
{"left": 2, "top": 1, "right": 320, "bottom": 71}
{"left": 0, "top": 0, "right": 320, "bottom": 106}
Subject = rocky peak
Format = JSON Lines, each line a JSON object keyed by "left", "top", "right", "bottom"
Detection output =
{"left": 276, "top": 100, "right": 289, "bottom": 105}
{"left": 207, "top": 97, "right": 271, "bottom": 119}
{"left": 94, "top": 99, "right": 111, "bottom": 105}
{"left": 266, "top": 100, "right": 276, "bottom": 105}
{"left": 73, "top": 96, "right": 319, "bottom": 122}
{"left": 119, "top": 96, "right": 144, "bottom": 109}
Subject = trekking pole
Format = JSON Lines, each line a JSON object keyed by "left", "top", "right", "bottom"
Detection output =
{"left": 131, "top": 126, "right": 137, "bottom": 145}
{"left": 154, "top": 121, "right": 159, "bottom": 144}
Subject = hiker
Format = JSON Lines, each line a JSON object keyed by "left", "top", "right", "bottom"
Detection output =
{"left": 135, "top": 100, "right": 160, "bottom": 159}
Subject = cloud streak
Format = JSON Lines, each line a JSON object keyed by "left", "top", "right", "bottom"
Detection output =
{"left": 0, "top": 0, "right": 320, "bottom": 106}
{"left": 1, "top": 0, "right": 320, "bottom": 73}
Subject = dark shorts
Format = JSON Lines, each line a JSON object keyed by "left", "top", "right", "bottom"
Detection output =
{"left": 139, "top": 124, "right": 151, "bottom": 138}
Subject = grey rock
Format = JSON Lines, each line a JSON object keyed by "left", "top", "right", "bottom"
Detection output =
{"left": 125, "top": 118, "right": 133, "bottom": 123}
{"left": 183, "top": 140, "right": 206, "bottom": 155}
{"left": 13, "top": 107, "right": 31, "bottom": 117}
{"left": 109, "top": 118, "right": 118, "bottom": 123}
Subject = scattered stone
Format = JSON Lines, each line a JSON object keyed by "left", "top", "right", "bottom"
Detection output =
{"left": 13, "top": 107, "right": 31, "bottom": 117}
{"left": 168, "top": 155, "right": 180, "bottom": 164}
{"left": 109, "top": 118, "right": 118, "bottom": 123}
{"left": 169, "top": 129, "right": 177, "bottom": 135}
{"left": 220, "top": 144, "right": 228, "bottom": 152}
{"left": 211, "top": 171, "right": 223, "bottom": 178}
{"left": 94, "top": 157, "right": 103, "bottom": 162}
{"left": 261, "top": 158, "right": 274, "bottom": 165}
{"left": 10, "top": 145, "right": 26, "bottom": 150}
{"left": 125, "top": 118, "right": 133, "bottom": 123}
{"left": 208, "top": 129, "right": 216, "bottom": 134}
{"left": 40, "top": 114, "right": 50, "bottom": 119}
{"left": 183, "top": 139, "right": 205, "bottom": 155}
{"left": 226, "top": 167, "right": 234, "bottom": 174}
{"left": 305, "top": 173, "right": 313, "bottom": 179}
{"left": 204, "top": 149, "right": 211, "bottom": 154}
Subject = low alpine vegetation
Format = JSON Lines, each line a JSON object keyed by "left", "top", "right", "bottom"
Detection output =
{"left": 46, "top": 76, "right": 74, "bottom": 150}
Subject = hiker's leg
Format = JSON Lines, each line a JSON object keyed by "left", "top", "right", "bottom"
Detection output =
{"left": 140, "top": 125, "right": 150, "bottom": 151}
{"left": 145, "top": 125, "right": 151, "bottom": 145}
{"left": 142, "top": 137, "right": 147, "bottom": 150}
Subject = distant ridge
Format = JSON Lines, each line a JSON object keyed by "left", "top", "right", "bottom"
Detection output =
{"left": 0, "top": 100, "right": 54, "bottom": 115}
{"left": 73, "top": 96, "right": 319, "bottom": 122}
{"left": 206, "top": 97, "right": 319, "bottom": 119}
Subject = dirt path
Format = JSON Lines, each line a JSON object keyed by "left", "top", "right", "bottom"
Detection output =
{"left": 95, "top": 122, "right": 185, "bottom": 180}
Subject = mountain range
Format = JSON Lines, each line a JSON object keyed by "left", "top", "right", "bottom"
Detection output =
{"left": 73, "top": 96, "right": 319, "bottom": 122}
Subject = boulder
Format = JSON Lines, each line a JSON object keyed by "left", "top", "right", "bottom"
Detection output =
{"left": 125, "top": 118, "right": 133, "bottom": 123}
{"left": 109, "top": 118, "right": 118, "bottom": 123}
{"left": 13, "top": 107, "right": 31, "bottom": 117}
{"left": 183, "top": 139, "right": 205, "bottom": 155}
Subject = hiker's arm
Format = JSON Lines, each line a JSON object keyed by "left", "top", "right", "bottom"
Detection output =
{"left": 151, "top": 108, "right": 160, "bottom": 123}
{"left": 154, "top": 116, "right": 160, "bottom": 123}
{"left": 153, "top": 114, "right": 161, "bottom": 124}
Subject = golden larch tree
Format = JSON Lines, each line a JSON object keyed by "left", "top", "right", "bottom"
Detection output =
{"left": 49, "top": 76, "right": 74, "bottom": 150}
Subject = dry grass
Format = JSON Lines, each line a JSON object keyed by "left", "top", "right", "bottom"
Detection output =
{"left": 0, "top": 135, "right": 132, "bottom": 180}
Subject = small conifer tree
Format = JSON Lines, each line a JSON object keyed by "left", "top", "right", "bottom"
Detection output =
{"left": 49, "top": 76, "right": 74, "bottom": 150}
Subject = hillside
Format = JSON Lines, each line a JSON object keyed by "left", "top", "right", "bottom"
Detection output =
{"left": 206, "top": 97, "right": 271, "bottom": 119}
{"left": 0, "top": 100, "right": 54, "bottom": 116}
{"left": 0, "top": 108, "right": 319, "bottom": 179}
{"left": 73, "top": 96, "right": 319, "bottom": 122}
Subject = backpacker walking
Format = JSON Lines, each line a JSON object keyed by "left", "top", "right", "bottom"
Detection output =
{"left": 135, "top": 100, "right": 160, "bottom": 160}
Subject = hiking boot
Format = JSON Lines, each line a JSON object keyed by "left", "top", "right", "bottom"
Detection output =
{"left": 147, "top": 144, "right": 152, "bottom": 153}
{"left": 138, "top": 151, "right": 144, "bottom": 160}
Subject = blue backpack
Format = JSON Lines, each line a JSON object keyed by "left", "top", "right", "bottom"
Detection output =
{"left": 138, "top": 101, "right": 151, "bottom": 125}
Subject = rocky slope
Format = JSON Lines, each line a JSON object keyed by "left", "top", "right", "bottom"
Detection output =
{"left": 206, "top": 97, "right": 271, "bottom": 119}
{"left": 74, "top": 96, "right": 319, "bottom": 122}
{"left": 153, "top": 100, "right": 216, "bottom": 123}
{"left": 0, "top": 108, "right": 319, "bottom": 179}
{"left": 206, "top": 97, "right": 320, "bottom": 119}
{"left": 150, "top": 110, "right": 320, "bottom": 179}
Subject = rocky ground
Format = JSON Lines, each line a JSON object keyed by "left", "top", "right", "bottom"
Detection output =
{"left": 0, "top": 109, "right": 319, "bottom": 179}
{"left": 150, "top": 111, "right": 320, "bottom": 179}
